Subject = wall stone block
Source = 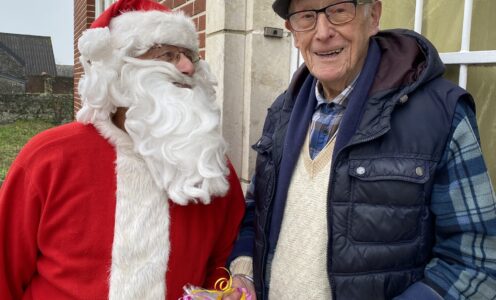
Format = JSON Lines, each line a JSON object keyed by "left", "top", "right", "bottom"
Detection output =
{"left": 0, "top": 93, "right": 73, "bottom": 125}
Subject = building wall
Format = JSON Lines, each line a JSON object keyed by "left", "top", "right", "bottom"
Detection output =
{"left": 26, "top": 75, "right": 74, "bottom": 95}
{"left": 52, "top": 77, "right": 74, "bottom": 95}
{"left": 73, "top": 0, "right": 95, "bottom": 116}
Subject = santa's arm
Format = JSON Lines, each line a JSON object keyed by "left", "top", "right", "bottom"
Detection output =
{"left": 0, "top": 161, "right": 41, "bottom": 299}
{"left": 203, "top": 161, "right": 246, "bottom": 288}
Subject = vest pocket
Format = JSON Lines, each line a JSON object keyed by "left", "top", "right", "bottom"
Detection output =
{"left": 347, "top": 157, "right": 432, "bottom": 243}
{"left": 350, "top": 203, "right": 422, "bottom": 243}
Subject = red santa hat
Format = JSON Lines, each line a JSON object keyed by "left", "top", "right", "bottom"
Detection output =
{"left": 78, "top": 0, "right": 199, "bottom": 63}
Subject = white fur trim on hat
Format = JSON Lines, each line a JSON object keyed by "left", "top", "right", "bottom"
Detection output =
{"left": 78, "top": 27, "right": 113, "bottom": 62}
{"left": 78, "top": 10, "right": 198, "bottom": 62}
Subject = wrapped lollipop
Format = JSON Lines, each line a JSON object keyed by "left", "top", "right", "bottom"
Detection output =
{"left": 180, "top": 268, "right": 252, "bottom": 300}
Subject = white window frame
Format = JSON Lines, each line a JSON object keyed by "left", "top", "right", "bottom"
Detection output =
{"left": 414, "top": 0, "right": 496, "bottom": 88}
{"left": 290, "top": 0, "right": 496, "bottom": 88}
{"left": 95, "top": 0, "right": 117, "bottom": 17}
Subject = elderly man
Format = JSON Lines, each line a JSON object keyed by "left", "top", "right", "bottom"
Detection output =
{"left": 0, "top": 0, "right": 245, "bottom": 299}
{"left": 226, "top": 0, "right": 496, "bottom": 299}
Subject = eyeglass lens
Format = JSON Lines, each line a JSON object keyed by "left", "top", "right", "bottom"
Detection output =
{"left": 153, "top": 46, "right": 199, "bottom": 64}
{"left": 289, "top": 1, "right": 357, "bottom": 31}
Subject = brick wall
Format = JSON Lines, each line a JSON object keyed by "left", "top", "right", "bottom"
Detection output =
{"left": 72, "top": 0, "right": 206, "bottom": 113}
{"left": 0, "top": 93, "right": 73, "bottom": 125}
{"left": 73, "top": 0, "right": 95, "bottom": 116}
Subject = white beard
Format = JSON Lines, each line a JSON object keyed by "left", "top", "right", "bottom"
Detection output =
{"left": 115, "top": 57, "right": 229, "bottom": 205}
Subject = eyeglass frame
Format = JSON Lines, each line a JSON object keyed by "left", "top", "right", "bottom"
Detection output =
{"left": 148, "top": 44, "right": 200, "bottom": 64}
{"left": 286, "top": 0, "right": 373, "bottom": 32}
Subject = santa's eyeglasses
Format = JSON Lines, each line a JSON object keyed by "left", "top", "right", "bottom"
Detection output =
{"left": 148, "top": 44, "right": 200, "bottom": 64}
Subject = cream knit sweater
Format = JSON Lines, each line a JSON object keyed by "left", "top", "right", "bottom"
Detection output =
{"left": 268, "top": 131, "right": 336, "bottom": 299}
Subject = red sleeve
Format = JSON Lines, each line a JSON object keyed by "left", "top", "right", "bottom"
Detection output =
{"left": 203, "top": 161, "right": 246, "bottom": 288}
{"left": 0, "top": 159, "right": 42, "bottom": 299}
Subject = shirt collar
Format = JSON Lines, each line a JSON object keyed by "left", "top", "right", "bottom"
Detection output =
{"left": 314, "top": 73, "right": 360, "bottom": 109}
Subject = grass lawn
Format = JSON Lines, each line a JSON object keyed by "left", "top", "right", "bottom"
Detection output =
{"left": 0, "top": 119, "right": 55, "bottom": 184}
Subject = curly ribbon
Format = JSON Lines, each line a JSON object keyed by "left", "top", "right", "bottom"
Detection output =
{"left": 179, "top": 267, "right": 251, "bottom": 300}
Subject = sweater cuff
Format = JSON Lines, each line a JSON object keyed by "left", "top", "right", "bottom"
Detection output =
{"left": 393, "top": 282, "right": 443, "bottom": 300}
{"left": 229, "top": 256, "right": 253, "bottom": 277}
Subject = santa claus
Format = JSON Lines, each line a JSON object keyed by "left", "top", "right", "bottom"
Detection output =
{"left": 0, "top": 0, "right": 245, "bottom": 299}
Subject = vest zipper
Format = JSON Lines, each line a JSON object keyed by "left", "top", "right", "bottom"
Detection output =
{"left": 326, "top": 162, "right": 338, "bottom": 299}
{"left": 326, "top": 125, "right": 391, "bottom": 299}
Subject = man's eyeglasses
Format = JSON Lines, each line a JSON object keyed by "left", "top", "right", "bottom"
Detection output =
{"left": 286, "top": 0, "right": 372, "bottom": 32}
{"left": 149, "top": 45, "right": 200, "bottom": 64}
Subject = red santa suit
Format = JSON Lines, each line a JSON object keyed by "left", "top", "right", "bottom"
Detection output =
{"left": 0, "top": 121, "right": 245, "bottom": 300}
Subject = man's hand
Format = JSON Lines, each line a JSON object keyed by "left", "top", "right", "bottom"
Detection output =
{"left": 223, "top": 275, "right": 257, "bottom": 300}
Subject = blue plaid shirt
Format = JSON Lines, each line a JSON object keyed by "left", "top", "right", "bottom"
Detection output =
{"left": 425, "top": 100, "right": 496, "bottom": 299}
{"left": 308, "top": 80, "right": 356, "bottom": 159}
{"left": 240, "top": 90, "right": 496, "bottom": 299}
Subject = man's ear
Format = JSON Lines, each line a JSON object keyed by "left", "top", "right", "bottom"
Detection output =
{"left": 285, "top": 20, "right": 300, "bottom": 48}
{"left": 369, "top": 0, "right": 382, "bottom": 35}
{"left": 284, "top": 20, "right": 292, "bottom": 31}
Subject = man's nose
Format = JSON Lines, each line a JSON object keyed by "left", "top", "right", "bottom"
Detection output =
{"left": 315, "top": 13, "right": 336, "bottom": 39}
{"left": 175, "top": 53, "right": 195, "bottom": 77}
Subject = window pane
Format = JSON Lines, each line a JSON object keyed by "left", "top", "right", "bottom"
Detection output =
{"left": 380, "top": 0, "right": 415, "bottom": 30}
{"left": 423, "top": 0, "right": 463, "bottom": 52}
{"left": 444, "top": 65, "right": 460, "bottom": 85}
{"left": 471, "top": 0, "right": 496, "bottom": 51}
{"left": 467, "top": 65, "right": 496, "bottom": 187}
{"left": 96, "top": 0, "right": 104, "bottom": 16}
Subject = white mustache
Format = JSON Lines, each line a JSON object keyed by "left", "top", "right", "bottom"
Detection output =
{"left": 119, "top": 58, "right": 229, "bottom": 205}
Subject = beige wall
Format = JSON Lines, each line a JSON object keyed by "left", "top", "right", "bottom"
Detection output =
{"left": 206, "top": 0, "right": 292, "bottom": 188}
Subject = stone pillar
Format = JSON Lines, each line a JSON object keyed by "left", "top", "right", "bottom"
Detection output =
{"left": 206, "top": 0, "right": 292, "bottom": 189}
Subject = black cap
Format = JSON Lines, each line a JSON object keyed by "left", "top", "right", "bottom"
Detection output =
{"left": 272, "top": 0, "right": 291, "bottom": 19}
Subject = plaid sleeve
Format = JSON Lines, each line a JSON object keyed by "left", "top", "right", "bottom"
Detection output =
{"left": 424, "top": 100, "right": 496, "bottom": 299}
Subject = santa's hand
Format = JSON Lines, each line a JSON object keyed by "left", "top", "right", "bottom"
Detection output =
{"left": 222, "top": 274, "right": 256, "bottom": 300}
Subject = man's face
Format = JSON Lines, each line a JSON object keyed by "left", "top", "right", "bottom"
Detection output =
{"left": 287, "top": 0, "right": 381, "bottom": 98}
{"left": 137, "top": 44, "right": 198, "bottom": 79}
